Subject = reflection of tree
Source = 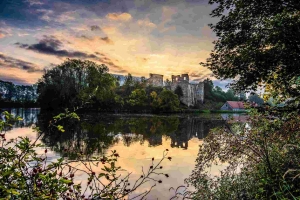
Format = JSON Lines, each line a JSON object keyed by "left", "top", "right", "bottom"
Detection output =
{"left": 1, "top": 108, "right": 39, "bottom": 128}
{"left": 37, "top": 113, "right": 229, "bottom": 158}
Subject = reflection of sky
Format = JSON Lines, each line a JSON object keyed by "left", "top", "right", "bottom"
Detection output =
{"left": 5, "top": 125, "right": 226, "bottom": 199}
{"left": 3, "top": 109, "right": 234, "bottom": 198}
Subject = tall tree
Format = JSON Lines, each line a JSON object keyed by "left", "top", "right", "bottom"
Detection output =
{"left": 201, "top": 0, "right": 300, "bottom": 99}
{"left": 249, "top": 93, "right": 264, "bottom": 106}
{"left": 37, "top": 59, "right": 116, "bottom": 110}
{"left": 174, "top": 85, "right": 184, "bottom": 99}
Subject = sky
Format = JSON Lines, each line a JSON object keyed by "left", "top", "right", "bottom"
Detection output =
{"left": 0, "top": 0, "right": 230, "bottom": 89}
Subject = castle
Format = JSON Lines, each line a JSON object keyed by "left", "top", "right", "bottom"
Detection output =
{"left": 146, "top": 73, "right": 204, "bottom": 107}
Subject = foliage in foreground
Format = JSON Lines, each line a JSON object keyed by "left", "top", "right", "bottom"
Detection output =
{"left": 179, "top": 110, "right": 300, "bottom": 199}
{"left": 201, "top": 0, "right": 300, "bottom": 100}
{"left": 0, "top": 111, "right": 171, "bottom": 199}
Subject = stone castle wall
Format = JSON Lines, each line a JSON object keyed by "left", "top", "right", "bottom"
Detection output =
{"left": 146, "top": 73, "right": 163, "bottom": 87}
{"left": 170, "top": 74, "right": 204, "bottom": 107}
{"left": 146, "top": 73, "right": 204, "bottom": 107}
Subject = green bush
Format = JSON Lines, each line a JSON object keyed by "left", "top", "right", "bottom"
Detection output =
{"left": 180, "top": 110, "right": 300, "bottom": 199}
{"left": 0, "top": 111, "right": 171, "bottom": 199}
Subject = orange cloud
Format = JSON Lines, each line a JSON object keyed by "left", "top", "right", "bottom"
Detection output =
{"left": 0, "top": 33, "right": 5, "bottom": 39}
{"left": 137, "top": 19, "right": 156, "bottom": 28}
{"left": 106, "top": 12, "right": 132, "bottom": 21}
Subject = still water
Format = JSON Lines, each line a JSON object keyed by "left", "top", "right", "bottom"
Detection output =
{"left": 3, "top": 108, "right": 247, "bottom": 199}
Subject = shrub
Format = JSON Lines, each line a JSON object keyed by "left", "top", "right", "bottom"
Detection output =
{"left": 178, "top": 110, "right": 300, "bottom": 199}
{"left": 0, "top": 111, "right": 171, "bottom": 199}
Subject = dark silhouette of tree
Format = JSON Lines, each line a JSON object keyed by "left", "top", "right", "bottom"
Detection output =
{"left": 37, "top": 59, "right": 117, "bottom": 111}
{"left": 174, "top": 85, "right": 183, "bottom": 99}
{"left": 201, "top": 0, "right": 300, "bottom": 99}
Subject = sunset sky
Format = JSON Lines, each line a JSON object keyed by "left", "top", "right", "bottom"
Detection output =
{"left": 0, "top": 0, "right": 230, "bottom": 88}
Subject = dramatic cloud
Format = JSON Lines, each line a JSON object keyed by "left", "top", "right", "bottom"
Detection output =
{"left": 0, "top": 53, "right": 42, "bottom": 73}
{"left": 106, "top": 13, "right": 132, "bottom": 21}
{"left": 100, "top": 37, "right": 114, "bottom": 44}
{"left": 15, "top": 36, "right": 99, "bottom": 59}
{"left": 0, "top": 0, "right": 221, "bottom": 85}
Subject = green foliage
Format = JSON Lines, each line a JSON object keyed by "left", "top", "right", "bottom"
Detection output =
{"left": 157, "top": 89, "right": 180, "bottom": 112}
{"left": 0, "top": 111, "right": 171, "bottom": 199}
{"left": 201, "top": 0, "right": 300, "bottom": 99}
{"left": 37, "top": 59, "right": 117, "bottom": 111}
{"left": 181, "top": 111, "right": 300, "bottom": 199}
{"left": 201, "top": 78, "right": 239, "bottom": 110}
{"left": 127, "top": 89, "right": 148, "bottom": 108}
{"left": 248, "top": 93, "right": 264, "bottom": 106}
{"left": 203, "top": 78, "right": 239, "bottom": 103}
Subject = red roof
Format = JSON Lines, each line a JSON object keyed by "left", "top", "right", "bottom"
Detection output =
{"left": 227, "top": 101, "right": 245, "bottom": 109}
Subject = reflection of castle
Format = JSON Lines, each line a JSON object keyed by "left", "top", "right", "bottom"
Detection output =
{"left": 146, "top": 118, "right": 225, "bottom": 150}
{"left": 146, "top": 73, "right": 204, "bottom": 107}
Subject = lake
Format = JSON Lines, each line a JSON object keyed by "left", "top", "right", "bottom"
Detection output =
{"left": 2, "top": 108, "right": 247, "bottom": 199}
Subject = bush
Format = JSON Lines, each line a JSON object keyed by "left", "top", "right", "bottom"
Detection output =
{"left": 0, "top": 111, "right": 171, "bottom": 199}
{"left": 179, "top": 110, "right": 300, "bottom": 199}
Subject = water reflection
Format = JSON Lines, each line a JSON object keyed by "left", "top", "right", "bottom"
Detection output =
{"left": 1, "top": 108, "right": 39, "bottom": 127}
{"left": 36, "top": 113, "right": 227, "bottom": 159}
{"left": 2, "top": 109, "right": 244, "bottom": 158}
{"left": 3, "top": 108, "right": 247, "bottom": 199}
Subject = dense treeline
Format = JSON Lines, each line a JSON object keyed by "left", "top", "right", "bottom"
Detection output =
{"left": 0, "top": 80, "right": 38, "bottom": 108}
{"left": 200, "top": 78, "right": 239, "bottom": 110}
{"left": 37, "top": 59, "right": 180, "bottom": 113}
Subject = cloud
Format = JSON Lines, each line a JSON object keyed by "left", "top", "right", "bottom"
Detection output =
{"left": 0, "top": 27, "right": 12, "bottom": 38}
{"left": 25, "top": 0, "right": 44, "bottom": 6}
{"left": 114, "top": 69, "right": 127, "bottom": 74}
{"left": 100, "top": 37, "right": 114, "bottom": 44}
{"left": 0, "top": 53, "right": 42, "bottom": 73}
{"left": 106, "top": 12, "right": 132, "bottom": 21}
{"left": 36, "top": 9, "right": 54, "bottom": 22}
{"left": 55, "top": 12, "right": 76, "bottom": 23}
{"left": 137, "top": 19, "right": 156, "bottom": 28}
{"left": 0, "top": 32, "right": 5, "bottom": 39}
{"left": 91, "top": 25, "right": 101, "bottom": 31}
{"left": 15, "top": 35, "right": 125, "bottom": 72}
{"left": 15, "top": 35, "right": 99, "bottom": 59}
{"left": 95, "top": 52, "right": 105, "bottom": 56}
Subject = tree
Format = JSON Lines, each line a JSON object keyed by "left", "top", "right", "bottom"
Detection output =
{"left": 225, "top": 89, "right": 239, "bottom": 101}
{"left": 238, "top": 91, "right": 247, "bottom": 101}
{"left": 174, "top": 85, "right": 183, "bottom": 99}
{"left": 201, "top": 0, "right": 300, "bottom": 99}
{"left": 248, "top": 93, "right": 264, "bottom": 106}
{"left": 157, "top": 89, "right": 180, "bottom": 112}
{"left": 203, "top": 78, "right": 214, "bottom": 101}
{"left": 164, "top": 79, "right": 172, "bottom": 87}
{"left": 37, "top": 59, "right": 116, "bottom": 110}
{"left": 127, "top": 89, "right": 148, "bottom": 109}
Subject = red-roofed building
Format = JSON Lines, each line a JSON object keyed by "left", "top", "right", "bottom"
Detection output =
{"left": 220, "top": 101, "right": 245, "bottom": 111}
